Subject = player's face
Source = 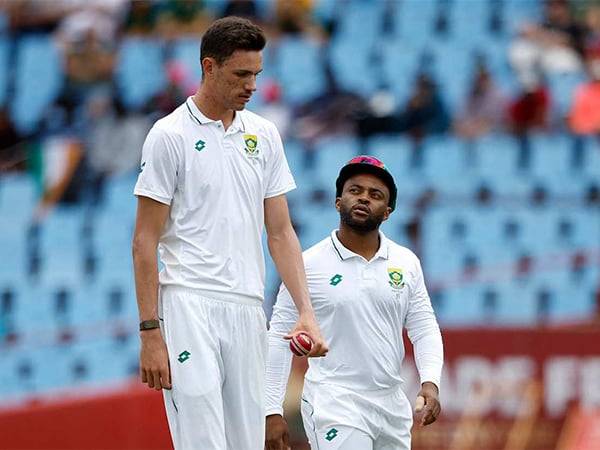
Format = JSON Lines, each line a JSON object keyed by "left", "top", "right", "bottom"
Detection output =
{"left": 204, "top": 50, "right": 262, "bottom": 111}
{"left": 336, "top": 173, "right": 391, "bottom": 233}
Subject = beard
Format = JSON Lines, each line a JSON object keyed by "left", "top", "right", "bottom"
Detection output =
{"left": 339, "top": 204, "right": 385, "bottom": 233}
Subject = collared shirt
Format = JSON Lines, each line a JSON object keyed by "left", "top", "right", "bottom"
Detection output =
{"left": 265, "top": 230, "right": 443, "bottom": 415}
{"left": 134, "top": 97, "right": 296, "bottom": 302}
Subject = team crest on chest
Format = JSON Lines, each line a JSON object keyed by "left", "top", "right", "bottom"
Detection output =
{"left": 388, "top": 267, "right": 405, "bottom": 290}
{"left": 243, "top": 134, "right": 259, "bottom": 157}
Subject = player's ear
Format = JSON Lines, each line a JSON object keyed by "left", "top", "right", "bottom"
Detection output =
{"left": 382, "top": 206, "right": 392, "bottom": 222}
{"left": 335, "top": 197, "right": 341, "bottom": 211}
{"left": 201, "top": 57, "right": 215, "bottom": 77}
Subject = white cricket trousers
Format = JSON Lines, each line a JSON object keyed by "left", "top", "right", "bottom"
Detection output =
{"left": 301, "top": 380, "right": 412, "bottom": 450}
{"left": 159, "top": 286, "right": 267, "bottom": 450}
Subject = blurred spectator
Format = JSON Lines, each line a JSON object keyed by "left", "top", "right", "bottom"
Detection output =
{"left": 291, "top": 44, "right": 367, "bottom": 166}
{"left": 509, "top": 71, "right": 551, "bottom": 169}
{"left": 55, "top": 0, "right": 126, "bottom": 47}
{"left": 85, "top": 88, "right": 151, "bottom": 205}
{"left": 31, "top": 134, "right": 84, "bottom": 221}
{"left": 454, "top": 60, "right": 507, "bottom": 139}
{"left": 295, "top": 89, "right": 366, "bottom": 144}
{"left": 156, "top": 0, "right": 212, "bottom": 40}
{"left": 149, "top": 61, "right": 191, "bottom": 117}
{"left": 122, "top": 0, "right": 159, "bottom": 36}
{"left": 398, "top": 72, "right": 450, "bottom": 143}
{"left": 509, "top": 0, "right": 585, "bottom": 80}
{"left": 56, "top": 25, "right": 116, "bottom": 114}
{"left": 357, "top": 72, "right": 449, "bottom": 140}
{"left": 0, "top": 108, "right": 24, "bottom": 172}
{"left": 356, "top": 72, "right": 449, "bottom": 168}
{"left": 508, "top": 72, "right": 550, "bottom": 134}
{"left": 30, "top": 78, "right": 89, "bottom": 219}
{"left": 569, "top": 44, "right": 600, "bottom": 135}
{"left": 273, "top": 0, "right": 324, "bottom": 39}
{"left": 255, "top": 79, "right": 291, "bottom": 139}
{"left": 3, "top": 0, "right": 74, "bottom": 34}
{"left": 584, "top": 5, "right": 600, "bottom": 53}
{"left": 223, "top": 0, "right": 258, "bottom": 20}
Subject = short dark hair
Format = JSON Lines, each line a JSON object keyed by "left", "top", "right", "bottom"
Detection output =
{"left": 200, "top": 17, "right": 266, "bottom": 67}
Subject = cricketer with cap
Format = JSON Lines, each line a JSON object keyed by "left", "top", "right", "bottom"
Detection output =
{"left": 264, "top": 156, "right": 444, "bottom": 450}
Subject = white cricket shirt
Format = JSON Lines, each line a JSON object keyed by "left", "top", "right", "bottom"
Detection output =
{"left": 134, "top": 97, "right": 296, "bottom": 303}
{"left": 265, "top": 230, "right": 444, "bottom": 415}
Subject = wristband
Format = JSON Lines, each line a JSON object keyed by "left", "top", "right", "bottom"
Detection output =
{"left": 139, "top": 319, "right": 160, "bottom": 331}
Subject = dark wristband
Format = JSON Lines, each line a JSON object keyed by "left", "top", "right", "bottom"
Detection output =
{"left": 139, "top": 319, "right": 160, "bottom": 331}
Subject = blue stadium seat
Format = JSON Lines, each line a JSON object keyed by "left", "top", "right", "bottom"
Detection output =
{"left": 427, "top": 44, "right": 471, "bottom": 110}
{"left": 103, "top": 172, "right": 138, "bottom": 214}
{"left": 115, "top": 38, "right": 166, "bottom": 109}
{"left": 0, "top": 217, "right": 28, "bottom": 285}
{"left": 504, "top": 0, "right": 542, "bottom": 35}
{"left": 451, "top": 0, "right": 491, "bottom": 41}
{"left": 329, "top": 35, "right": 378, "bottom": 97}
{"left": 494, "top": 282, "right": 539, "bottom": 325}
{"left": 395, "top": 0, "right": 437, "bottom": 48}
{"left": 170, "top": 37, "right": 202, "bottom": 83}
{"left": 547, "top": 72, "right": 586, "bottom": 120}
{"left": 1, "top": 348, "right": 55, "bottom": 397}
{"left": 529, "top": 132, "right": 573, "bottom": 180}
{"left": 313, "top": 0, "right": 337, "bottom": 24}
{"left": 422, "top": 136, "right": 470, "bottom": 192}
{"left": 0, "top": 37, "right": 9, "bottom": 107}
{"left": 545, "top": 283, "right": 594, "bottom": 324}
{"left": 38, "top": 207, "right": 85, "bottom": 285}
{"left": 584, "top": 137, "right": 600, "bottom": 178}
{"left": 474, "top": 133, "right": 521, "bottom": 180}
{"left": 379, "top": 41, "right": 420, "bottom": 104}
{"left": 11, "top": 35, "right": 63, "bottom": 133}
{"left": 275, "top": 36, "right": 326, "bottom": 105}
{"left": 0, "top": 174, "right": 37, "bottom": 218}
{"left": 437, "top": 285, "right": 484, "bottom": 326}
{"left": 295, "top": 204, "right": 339, "bottom": 249}
{"left": 311, "top": 135, "right": 359, "bottom": 186}
{"left": 282, "top": 139, "right": 307, "bottom": 178}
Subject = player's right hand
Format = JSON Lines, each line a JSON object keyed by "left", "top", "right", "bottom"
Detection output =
{"left": 286, "top": 312, "right": 328, "bottom": 358}
{"left": 265, "top": 414, "right": 291, "bottom": 450}
{"left": 140, "top": 328, "right": 172, "bottom": 390}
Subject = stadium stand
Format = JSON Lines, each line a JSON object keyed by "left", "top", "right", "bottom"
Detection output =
{"left": 0, "top": 0, "right": 598, "bottom": 423}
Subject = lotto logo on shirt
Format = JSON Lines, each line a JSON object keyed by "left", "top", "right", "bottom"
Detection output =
{"left": 329, "top": 274, "right": 343, "bottom": 286}
{"left": 325, "top": 428, "right": 338, "bottom": 441}
{"left": 195, "top": 139, "right": 206, "bottom": 152}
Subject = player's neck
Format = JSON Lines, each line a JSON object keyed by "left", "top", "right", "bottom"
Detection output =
{"left": 336, "top": 227, "right": 380, "bottom": 261}
{"left": 192, "top": 89, "right": 235, "bottom": 129}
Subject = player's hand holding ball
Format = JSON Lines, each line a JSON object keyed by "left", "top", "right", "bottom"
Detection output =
{"left": 285, "top": 313, "right": 328, "bottom": 357}
{"left": 288, "top": 332, "right": 313, "bottom": 357}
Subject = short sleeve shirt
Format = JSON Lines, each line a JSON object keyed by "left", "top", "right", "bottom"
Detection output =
{"left": 134, "top": 97, "right": 296, "bottom": 302}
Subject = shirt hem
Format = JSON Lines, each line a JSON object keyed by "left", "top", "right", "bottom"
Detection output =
{"left": 265, "top": 407, "right": 284, "bottom": 417}
{"left": 265, "top": 182, "right": 296, "bottom": 199}
{"left": 304, "top": 378, "right": 404, "bottom": 396}
{"left": 160, "top": 284, "right": 263, "bottom": 306}
{"left": 134, "top": 189, "right": 172, "bottom": 205}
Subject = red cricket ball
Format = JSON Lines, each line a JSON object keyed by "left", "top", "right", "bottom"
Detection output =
{"left": 289, "top": 332, "right": 313, "bottom": 357}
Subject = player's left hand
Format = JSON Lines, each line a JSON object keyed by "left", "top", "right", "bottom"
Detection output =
{"left": 415, "top": 382, "right": 441, "bottom": 426}
{"left": 265, "top": 414, "right": 291, "bottom": 450}
{"left": 285, "top": 312, "right": 328, "bottom": 357}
